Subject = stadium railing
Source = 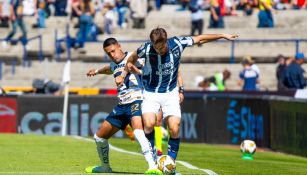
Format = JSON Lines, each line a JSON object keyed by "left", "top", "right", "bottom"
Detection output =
{"left": 0, "top": 35, "right": 43, "bottom": 80}
{"left": 56, "top": 26, "right": 307, "bottom": 63}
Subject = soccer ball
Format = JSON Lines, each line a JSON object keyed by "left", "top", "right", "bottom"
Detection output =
{"left": 157, "top": 155, "right": 176, "bottom": 174}
{"left": 240, "top": 140, "right": 257, "bottom": 155}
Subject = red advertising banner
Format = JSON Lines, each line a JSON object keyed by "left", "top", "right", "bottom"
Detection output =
{"left": 0, "top": 97, "right": 17, "bottom": 133}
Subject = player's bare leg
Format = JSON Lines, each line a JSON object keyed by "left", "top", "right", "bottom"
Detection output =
{"left": 85, "top": 121, "right": 119, "bottom": 173}
{"left": 131, "top": 116, "right": 162, "bottom": 175}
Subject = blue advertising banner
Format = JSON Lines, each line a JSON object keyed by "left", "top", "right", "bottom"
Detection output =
{"left": 202, "top": 96, "right": 270, "bottom": 147}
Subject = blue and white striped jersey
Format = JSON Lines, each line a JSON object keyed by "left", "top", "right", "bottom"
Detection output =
{"left": 137, "top": 36, "right": 194, "bottom": 93}
{"left": 110, "top": 52, "right": 144, "bottom": 104}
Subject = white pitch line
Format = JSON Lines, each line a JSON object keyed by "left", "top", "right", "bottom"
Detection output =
{"left": 73, "top": 136, "right": 218, "bottom": 175}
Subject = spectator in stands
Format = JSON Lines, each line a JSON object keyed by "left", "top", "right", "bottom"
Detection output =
{"left": 244, "top": 56, "right": 261, "bottom": 89}
{"left": 0, "top": 0, "right": 10, "bottom": 28}
{"left": 212, "top": 69, "right": 231, "bottom": 91}
{"left": 2, "top": 0, "right": 28, "bottom": 48}
{"left": 238, "top": 57, "right": 259, "bottom": 91}
{"left": 237, "top": 0, "right": 253, "bottom": 16}
{"left": 291, "top": 0, "right": 307, "bottom": 9}
{"left": 70, "top": 0, "right": 81, "bottom": 28}
{"left": 73, "top": 0, "right": 95, "bottom": 48}
{"left": 177, "top": 0, "right": 190, "bottom": 11}
{"left": 189, "top": 0, "right": 204, "bottom": 36}
{"left": 130, "top": 0, "right": 147, "bottom": 29}
{"left": 102, "top": 0, "right": 116, "bottom": 34}
{"left": 198, "top": 77, "right": 219, "bottom": 91}
{"left": 116, "top": 0, "right": 129, "bottom": 28}
{"left": 32, "top": 78, "right": 62, "bottom": 95}
{"left": 283, "top": 52, "right": 306, "bottom": 89}
{"left": 274, "top": 0, "right": 287, "bottom": 10}
{"left": 225, "top": 0, "right": 238, "bottom": 15}
{"left": 155, "top": 0, "right": 162, "bottom": 10}
{"left": 33, "top": 0, "right": 47, "bottom": 28}
{"left": 54, "top": 0, "right": 67, "bottom": 16}
{"left": 209, "top": 0, "right": 225, "bottom": 28}
{"left": 244, "top": 56, "right": 260, "bottom": 74}
{"left": 258, "top": 0, "right": 274, "bottom": 28}
{"left": 194, "top": 75, "right": 205, "bottom": 89}
{"left": 275, "top": 54, "right": 287, "bottom": 91}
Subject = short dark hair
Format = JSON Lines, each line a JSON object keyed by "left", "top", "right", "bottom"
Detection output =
{"left": 103, "top": 38, "right": 118, "bottom": 48}
{"left": 150, "top": 27, "right": 167, "bottom": 45}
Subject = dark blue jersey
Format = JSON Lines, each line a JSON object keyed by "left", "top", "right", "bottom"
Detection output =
{"left": 137, "top": 36, "right": 194, "bottom": 93}
{"left": 239, "top": 68, "right": 259, "bottom": 91}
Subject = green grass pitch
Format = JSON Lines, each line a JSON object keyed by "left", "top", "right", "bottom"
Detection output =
{"left": 0, "top": 134, "right": 306, "bottom": 175}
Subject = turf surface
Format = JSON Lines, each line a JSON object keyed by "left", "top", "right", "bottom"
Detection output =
{"left": 0, "top": 134, "right": 306, "bottom": 175}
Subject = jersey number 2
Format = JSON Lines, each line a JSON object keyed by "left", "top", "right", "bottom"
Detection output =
{"left": 131, "top": 104, "right": 139, "bottom": 112}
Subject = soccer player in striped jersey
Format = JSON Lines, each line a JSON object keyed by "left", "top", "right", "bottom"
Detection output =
{"left": 128, "top": 65, "right": 185, "bottom": 158}
{"left": 116, "top": 28, "right": 238, "bottom": 175}
{"left": 85, "top": 38, "right": 162, "bottom": 175}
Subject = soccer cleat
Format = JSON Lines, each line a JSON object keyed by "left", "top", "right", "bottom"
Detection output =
{"left": 85, "top": 166, "right": 112, "bottom": 173}
{"left": 144, "top": 168, "right": 163, "bottom": 175}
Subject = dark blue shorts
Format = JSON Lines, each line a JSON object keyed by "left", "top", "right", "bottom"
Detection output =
{"left": 106, "top": 100, "right": 142, "bottom": 130}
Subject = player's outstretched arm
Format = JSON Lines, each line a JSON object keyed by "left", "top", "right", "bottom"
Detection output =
{"left": 127, "top": 62, "right": 142, "bottom": 75}
{"left": 86, "top": 65, "right": 112, "bottom": 77}
{"left": 115, "top": 51, "right": 139, "bottom": 86}
{"left": 177, "top": 71, "right": 184, "bottom": 104}
{"left": 192, "top": 34, "right": 238, "bottom": 45}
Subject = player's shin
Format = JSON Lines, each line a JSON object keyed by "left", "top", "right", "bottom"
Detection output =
{"left": 94, "top": 134, "right": 111, "bottom": 169}
{"left": 145, "top": 129, "right": 155, "bottom": 149}
{"left": 168, "top": 137, "right": 180, "bottom": 160}
{"left": 145, "top": 129, "right": 158, "bottom": 161}
{"left": 133, "top": 129, "right": 157, "bottom": 169}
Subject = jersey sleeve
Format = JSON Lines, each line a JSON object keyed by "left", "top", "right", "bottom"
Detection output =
{"left": 135, "top": 58, "right": 145, "bottom": 69}
{"left": 177, "top": 36, "right": 194, "bottom": 49}
{"left": 136, "top": 43, "right": 148, "bottom": 59}
{"left": 109, "top": 62, "right": 114, "bottom": 72}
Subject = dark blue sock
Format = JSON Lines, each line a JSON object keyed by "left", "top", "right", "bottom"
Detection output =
{"left": 145, "top": 130, "right": 155, "bottom": 150}
{"left": 168, "top": 137, "right": 180, "bottom": 160}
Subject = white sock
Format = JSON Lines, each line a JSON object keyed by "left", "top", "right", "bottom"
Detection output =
{"left": 133, "top": 129, "right": 157, "bottom": 169}
{"left": 94, "top": 134, "right": 110, "bottom": 168}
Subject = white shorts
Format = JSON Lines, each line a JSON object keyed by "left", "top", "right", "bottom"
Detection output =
{"left": 142, "top": 87, "right": 181, "bottom": 119}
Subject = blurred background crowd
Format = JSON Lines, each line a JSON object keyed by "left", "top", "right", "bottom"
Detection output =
{"left": 0, "top": 0, "right": 306, "bottom": 95}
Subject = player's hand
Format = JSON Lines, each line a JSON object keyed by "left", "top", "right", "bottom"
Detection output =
{"left": 87, "top": 69, "right": 97, "bottom": 77}
{"left": 179, "top": 92, "right": 184, "bottom": 104}
{"left": 115, "top": 75, "right": 125, "bottom": 86}
{"left": 223, "top": 34, "right": 238, "bottom": 40}
{"left": 127, "top": 62, "right": 142, "bottom": 74}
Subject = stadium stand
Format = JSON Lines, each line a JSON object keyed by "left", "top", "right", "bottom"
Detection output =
{"left": 0, "top": 3, "right": 306, "bottom": 91}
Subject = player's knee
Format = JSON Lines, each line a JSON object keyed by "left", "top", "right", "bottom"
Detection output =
{"left": 143, "top": 117, "right": 156, "bottom": 129}
{"left": 167, "top": 119, "right": 181, "bottom": 138}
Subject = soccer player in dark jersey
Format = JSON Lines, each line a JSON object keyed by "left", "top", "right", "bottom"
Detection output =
{"left": 116, "top": 28, "right": 238, "bottom": 174}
